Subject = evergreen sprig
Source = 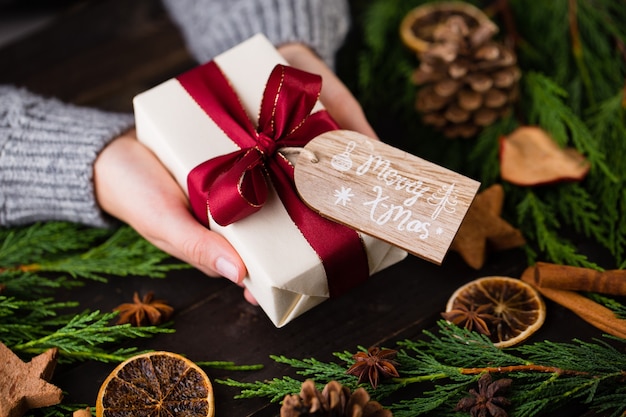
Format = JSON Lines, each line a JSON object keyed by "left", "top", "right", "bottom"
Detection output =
{"left": 0, "top": 272, "right": 84, "bottom": 298}
{"left": 0, "top": 296, "right": 79, "bottom": 343}
{"left": 0, "top": 223, "right": 189, "bottom": 284}
{"left": 586, "top": 91, "right": 626, "bottom": 267}
{"left": 221, "top": 376, "right": 305, "bottom": 403}
{"left": 0, "top": 222, "right": 183, "bottom": 364}
{"left": 196, "top": 360, "right": 264, "bottom": 371}
{"left": 523, "top": 72, "right": 612, "bottom": 177}
{"left": 515, "top": 189, "right": 596, "bottom": 267}
{"left": 0, "top": 222, "right": 111, "bottom": 266}
{"left": 586, "top": 293, "right": 626, "bottom": 320}
{"left": 0, "top": 223, "right": 189, "bottom": 286}
{"left": 345, "top": 0, "right": 626, "bottom": 269}
{"left": 223, "top": 321, "right": 626, "bottom": 417}
{"left": 6, "top": 309, "right": 173, "bottom": 363}
{"left": 44, "top": 225, "right": 189, "bottom": 280}
{"left": 0, "top": 222, "right": 189, "bottom": 368}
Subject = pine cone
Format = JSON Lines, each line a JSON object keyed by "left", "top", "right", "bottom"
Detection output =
{"left": 280, "top": 380, "right": 392, "bottom": 417}
{"left": 401, "top": 3, "right": 521, "bottom": 138}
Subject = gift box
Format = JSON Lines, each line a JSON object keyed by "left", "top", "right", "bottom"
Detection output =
{"left": 133, "top": 34, "right": 407, "bottom": 327}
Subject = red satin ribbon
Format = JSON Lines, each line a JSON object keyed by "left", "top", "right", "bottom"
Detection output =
{"left": 177, "top": 61, "right": 369, "bottom": 297}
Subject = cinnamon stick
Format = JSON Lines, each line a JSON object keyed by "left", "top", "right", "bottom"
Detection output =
{"left": 527, "top": 262, "right": 626, "bottom": 295}
{"left": 522, "top": 267, "right": 626, "bottom": 339}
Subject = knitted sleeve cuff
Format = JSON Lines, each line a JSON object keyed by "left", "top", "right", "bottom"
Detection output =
{"left": 162, "top": 0, "right": 350, "bottom": 68}
{"left": 0, "top": 86, "right": 135, "bottom": 228}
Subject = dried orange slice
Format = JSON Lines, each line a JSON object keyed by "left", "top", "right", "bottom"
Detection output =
{"left": 96, "top": 351, "right": 214, "bottom": 417}
{"left": 444, "top": 276, "right": 546, "bottom": 348}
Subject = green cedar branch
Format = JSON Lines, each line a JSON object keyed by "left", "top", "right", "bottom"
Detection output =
{"left": 224, "top": 321, "right": 626, "bottom": 417}
{"left": 0, "top": 296, "right": 79, "bottom": 344}
{"left": 0, "top": 222, "right": 111, "bottom": 266}
{"left": 585, "top": 293, "right": 626, "bottom": 320}
{"left": 219, "top": 376, "right": 305, "bottom": 403}
{"left": 0, "top": 223, "right": 190, "bottom": 283}
{"left": 8, "top": 310, "right": 174, "bottom": 364}
{"left": 524, "top": 72, "right": 614, "bottom": 181}
{"left": 586, "top": 91, "right": 626, "bottom": 265}
{"left": 0, "top": 272, "right": 85, "bottom": 298}
{"left": 0, "top": 223, "right": 185, "bottom": 409}
{"left": 516, "top": 189, "right": 597, "bottom": 267}
{"left": 197, "top": 361, "right": 263, "bottom": 371}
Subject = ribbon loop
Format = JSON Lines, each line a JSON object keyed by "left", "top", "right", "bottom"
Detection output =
{"left": 183, "top": 64, "right": 326, "bottom": 226}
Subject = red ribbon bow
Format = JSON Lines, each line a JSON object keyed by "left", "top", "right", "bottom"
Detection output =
{"left": 181, "top": 63, "right": 337, "bottom": 226}
{"left": 177, "top": 61, "right": 369, "bottom": 297}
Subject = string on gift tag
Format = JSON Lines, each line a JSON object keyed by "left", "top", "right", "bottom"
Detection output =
{"left": 279, "top": 147, "right": 319, "bottom": 163}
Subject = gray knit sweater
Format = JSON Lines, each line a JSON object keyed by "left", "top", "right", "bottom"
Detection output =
{"left": 0, "top": 0, "right": 350, "bottom": 228}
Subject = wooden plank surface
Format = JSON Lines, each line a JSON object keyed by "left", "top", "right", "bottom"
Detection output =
{"left": 0, "top": 1, "right": 606, "bottom": 415}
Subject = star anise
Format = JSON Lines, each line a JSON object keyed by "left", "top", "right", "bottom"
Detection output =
{"left": 346, "top": 347, "right": 399, "bottom": 389}
{"left": 114, "top": 291, "right": 174, "bottom": 326}
{"left": 455, "top": 373, "right": 512, "bottom": 417}
{"left": 442, "top": 299, "right": 499, "bottom": 336}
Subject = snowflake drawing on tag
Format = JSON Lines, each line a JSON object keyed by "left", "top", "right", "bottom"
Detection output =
{"left": 428, "top": 183, "right": 458, "bottom": 220}
{"left": 334, "top": 186, "right": 354, "bottom": 206}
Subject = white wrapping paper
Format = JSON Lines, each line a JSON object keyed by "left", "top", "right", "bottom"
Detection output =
{"left": 133, "top": 34, "right": 407, "bottom": 327}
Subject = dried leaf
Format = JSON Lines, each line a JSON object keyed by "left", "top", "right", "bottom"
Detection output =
{"left": 499, "top": 126, "right": 590, "bottom": 186}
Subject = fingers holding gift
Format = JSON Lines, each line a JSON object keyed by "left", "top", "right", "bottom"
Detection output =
{"left": 145, "top": 212, "right": 254, "bottom": 304}
{"left": 94, "top": 131, "right": 249, "bottom": 297}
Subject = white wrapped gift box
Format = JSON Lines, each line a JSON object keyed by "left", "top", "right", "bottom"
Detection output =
{"left": 133, "top": 34, "right": 407, "bottom": 327}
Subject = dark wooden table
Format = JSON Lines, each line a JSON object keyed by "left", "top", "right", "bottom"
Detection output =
{"left": 0, "top": 1, "right": 606, "bottom": 415}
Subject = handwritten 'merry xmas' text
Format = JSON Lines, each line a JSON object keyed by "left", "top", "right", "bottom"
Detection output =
{"left": 330, "top": 141, "right": 458, "bottom": 241}
{"left": 294, "top": 130, "right": 480, "bottom": 263}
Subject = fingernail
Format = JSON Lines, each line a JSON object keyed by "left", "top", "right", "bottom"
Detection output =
{"left": 216, "top": 257, "right": 239, "bottom": 284}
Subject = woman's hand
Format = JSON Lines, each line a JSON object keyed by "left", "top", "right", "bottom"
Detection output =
{"left": 93, "top": 130, "right": 256, "bottom": 304}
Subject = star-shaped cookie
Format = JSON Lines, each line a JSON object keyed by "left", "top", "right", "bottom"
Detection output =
{"left": 0, "top": 342, "right": 63, "bottom": 417}
{"left": 450, "top": 184, "right": 525, "bottom": 269}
